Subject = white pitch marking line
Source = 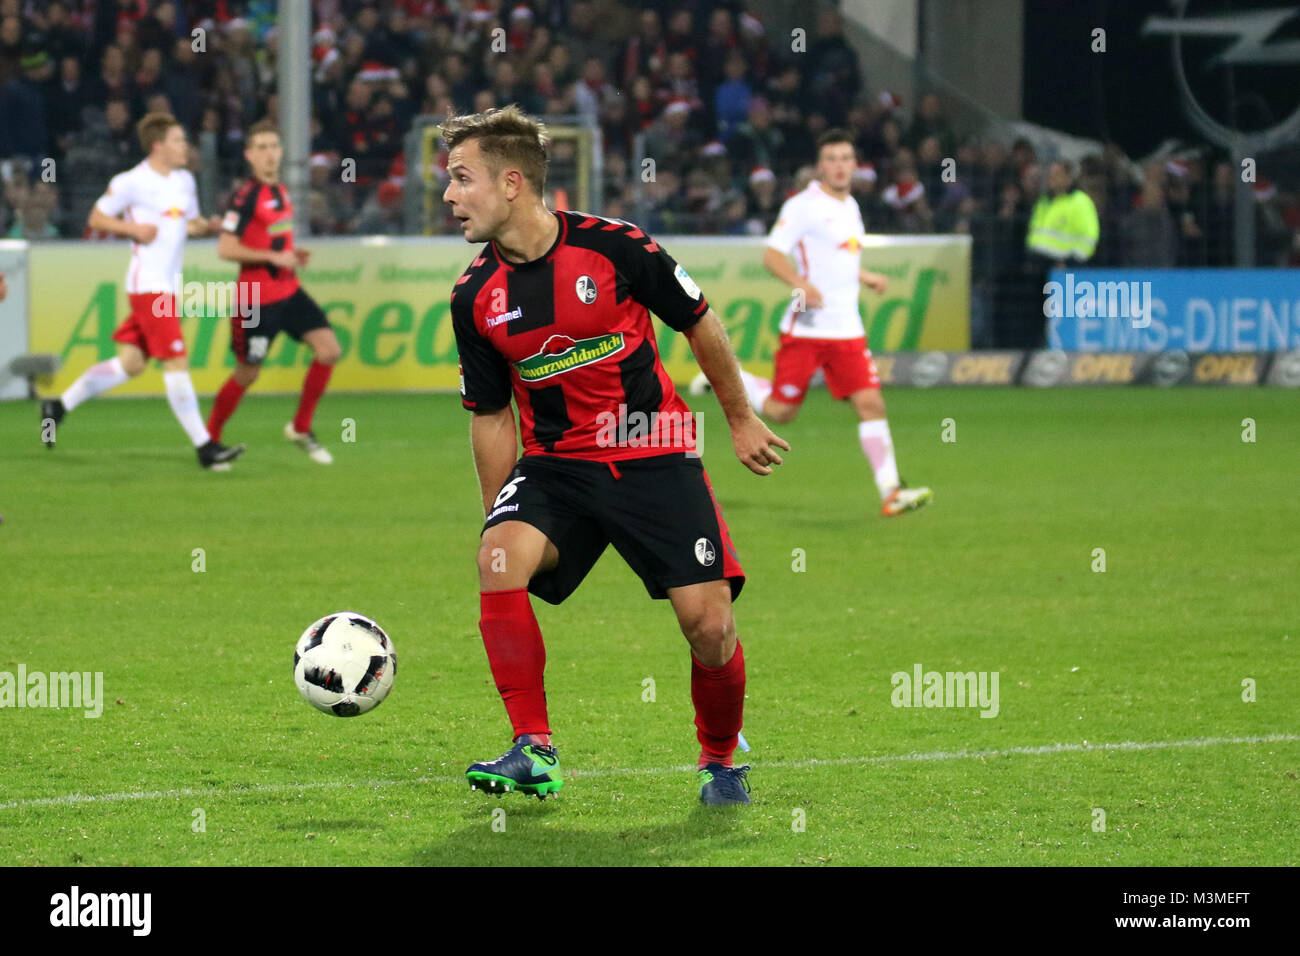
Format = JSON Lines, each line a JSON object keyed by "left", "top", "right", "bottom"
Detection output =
{"left": 1, "top": 732, "right": 1295, "bottom": 811}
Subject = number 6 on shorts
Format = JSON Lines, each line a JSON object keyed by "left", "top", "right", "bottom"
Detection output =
{"left": 493, "top": 476, "right": 526, "bottom": 509}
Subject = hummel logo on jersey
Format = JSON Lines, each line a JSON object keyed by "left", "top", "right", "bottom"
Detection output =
{"left": 486, "top": 306, "right": 523, "bottom": 329}
{"left": 694, "top": 537, "right": 716, "bottom": 567}
{"left": 575, "top": 275, "right": 597, "bottom": 304}
{"left": 514, "top": 332, "right": 625, "bottom": 382}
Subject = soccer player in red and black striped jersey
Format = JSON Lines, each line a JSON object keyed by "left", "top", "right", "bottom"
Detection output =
{"left": 445, "top": 106, "right": 789, "bottom": 806}
{"left": 208, "top": 119, "right": 342, "bottom": 464}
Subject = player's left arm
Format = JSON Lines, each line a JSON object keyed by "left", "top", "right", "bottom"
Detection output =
{"left": 859, "top": 267, "right": 889, "bottom": 293}
{"left": 617, "top": 229, "right": 790, "bottom": 475}
{"left": 683, "top": 309, "right": 790, "bottom": 476}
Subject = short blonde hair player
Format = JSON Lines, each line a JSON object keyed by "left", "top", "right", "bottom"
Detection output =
{"left": 444, "top": 106, "right": 789, "bottom": 805}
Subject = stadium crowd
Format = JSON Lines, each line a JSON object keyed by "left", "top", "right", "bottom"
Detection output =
{"left": 2, "top": 0, "right": 1297, "bottom": 334}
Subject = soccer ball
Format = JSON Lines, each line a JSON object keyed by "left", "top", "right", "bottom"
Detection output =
{"left": 293, "top": 612, "right": 397, "bottom": 717}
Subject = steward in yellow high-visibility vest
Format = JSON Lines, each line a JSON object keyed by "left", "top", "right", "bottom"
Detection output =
{"left": 1026, "top": 161, "right": 1099, "bottom": 264}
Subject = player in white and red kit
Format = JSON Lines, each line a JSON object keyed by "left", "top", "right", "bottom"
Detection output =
{"left": 39, "top": 112, "right": 245, "bottom": 470}
{"left": 693, "top": 130, "right": 932, "bottom": 516}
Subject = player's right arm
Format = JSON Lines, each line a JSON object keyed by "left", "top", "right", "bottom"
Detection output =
{"left": 217, "top": 230, "right": 296, "bottom": 269}
{"left": 452, "top": 273, "right": 516, "bottom": 516}
{"left": 470, "top": 407, "right": 518, "bottom": 517}
{"left": 217, "top": 184, "right": 297, "bottom": 269}
{"left": 763, "top": 201, "right": 823, "bottom": 309}
{"left": 89, "top": 173, "right": 155, "bottom": 243}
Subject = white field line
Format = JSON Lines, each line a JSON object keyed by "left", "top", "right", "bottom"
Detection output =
{"left": 2, "top": 732, "right": 1296, "bottom": 812}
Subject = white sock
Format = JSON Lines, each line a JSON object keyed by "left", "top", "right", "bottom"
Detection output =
{"left": 859, "top": 418, "right": 900, "bottom": 500}
{"left": 61, "top": 357, "right": 130, "bottom": 411}
{"left": 739, "top": 369, "right": 772, "bottom": 413}
{"left": 163, "top": 370, "right": 211, "bottom": 446}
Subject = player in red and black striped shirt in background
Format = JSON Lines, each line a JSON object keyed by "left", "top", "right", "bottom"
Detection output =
{"left": 446, "top": 106, "right": 789, "bottom": 806}
{"left": 208, "top": 120, "right": 342, "bottom": 464}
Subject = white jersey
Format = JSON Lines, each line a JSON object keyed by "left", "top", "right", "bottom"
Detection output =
{"left": 766, "top": 181, "right": 867, "bottom": 339}
{"left": 95, "top": 161, "right": 199, "bottom": 295}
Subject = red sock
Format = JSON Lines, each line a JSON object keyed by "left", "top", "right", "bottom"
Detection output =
{"left": 206, "top": 377, "right": 247, "bottom": 442}
{"left": 692, "top": 642, "right": 746, "bottom": 768}
{"left": 293, "top": 361, "right": 333, "bottom": 433}
{"left": 479, "top": 588, "right": 550, "bottom": 738}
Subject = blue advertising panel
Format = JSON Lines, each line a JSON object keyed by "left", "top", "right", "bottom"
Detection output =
{"left": 1045, "top": 269, "right": 1300, "bottom": 353}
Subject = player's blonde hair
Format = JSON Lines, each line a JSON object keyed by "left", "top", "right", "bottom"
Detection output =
{"left": 137, "top": 112, "right": 180, "bottom": 153}
{"left": 440, "top": 104, "right": 550, "bottom": 195}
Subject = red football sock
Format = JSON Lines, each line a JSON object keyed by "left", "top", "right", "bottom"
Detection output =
{"left": 692, "top": 642, "right": 746, "bottom": 768}
{"left": 479, "top": 588, "right": 550, "bottom": 738}
{"left": 206, "top": 376, "right": 247, "bottom": 442}
{"left": 293, "top": 361, "right": 333, "bottom": 433}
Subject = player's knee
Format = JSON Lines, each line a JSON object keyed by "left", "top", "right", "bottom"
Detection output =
{"left": 234, "top": 363, "right": 260, "bottom": 387}
{"left": 851, "top": 389, "right": 885, "bottom": 419}
{"left": 680, "top": 605, "right": 736, "bottom": 664}
{"left": 476, "top": 535, "right": 533, "bottom": 587}
{"left": 766, "top": 403, "right": 798, "bottom": 424}
{"left": 856, "top": 398, "right": 885, "bottom": 420}
{"left": 120, "top": 354, "right": 146, "bottom": 377}
{"left": 314, "top": 343, "right": 341, "bottom": 366}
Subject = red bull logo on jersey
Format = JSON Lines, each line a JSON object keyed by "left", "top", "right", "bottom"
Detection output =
{"left": 837, "top": 236, "right": 861, "bottom": 254}
{"left": 514, "top": 332, "right": 625, "bottom": 382}
{"left": 162, "top": 207, "right": 185, "bottom": 219}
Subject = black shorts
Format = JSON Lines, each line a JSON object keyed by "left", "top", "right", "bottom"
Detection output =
{"left": 230, "top": 287, "right": 330, "bottom": 364}
{"left": 482, "top": 453, "right": 745, "bottom": 605}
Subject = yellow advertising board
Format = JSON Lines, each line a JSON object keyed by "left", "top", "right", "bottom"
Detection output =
{"left": 31, "top": 235, "right": 970, "bottom": 395}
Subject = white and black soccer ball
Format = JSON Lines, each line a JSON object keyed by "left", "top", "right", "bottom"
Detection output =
{"left": 293, "top": 612, "right": 397, "bottom": 717}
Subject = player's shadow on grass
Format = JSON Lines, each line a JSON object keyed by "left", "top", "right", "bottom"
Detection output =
{"left": 413, "top": 799, "right": 757, "bottom": 866}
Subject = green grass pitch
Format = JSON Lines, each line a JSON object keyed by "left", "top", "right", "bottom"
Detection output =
{"left": 0, "top": 385, "right": 1296, "bottom": 866}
